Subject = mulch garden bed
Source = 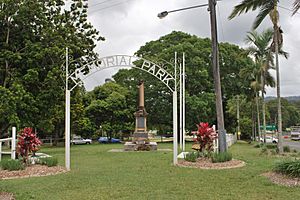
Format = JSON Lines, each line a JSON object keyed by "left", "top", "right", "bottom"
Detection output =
{"left": 262, "top": 172, "right": 300, "bottom": 187}
{"left": 0, "top": 165, "right": 67, "bottom": 180}
{"left": 0, "top": 192, "right": 15, "bottom": 200}
{"left": 177, "top": 157, "right": 245, "bottom": 169}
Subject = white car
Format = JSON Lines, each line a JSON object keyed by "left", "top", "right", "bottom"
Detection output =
{"left": 290, "top": 126, "right": 300, "bottom": 140}
{"left": 260, "top": 136, "right": 278, "bottom": 143}
{"left": 71, "top": 137, "right": 92, "bottom": 145}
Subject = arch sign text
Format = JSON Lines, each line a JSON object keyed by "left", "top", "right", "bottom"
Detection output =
{"left": 69, "top": 55, "right": 175, "bottom": 92}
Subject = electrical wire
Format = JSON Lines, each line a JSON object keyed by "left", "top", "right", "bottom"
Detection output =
{"left": 89, "top": 0, "right": 116, "bottom": 7}
{"left": 278, "top": 5, "right": 300, "bottom": 15}
{"left": 216, "top": 3, "right": 225, "bottom": 42}
{"left": 88, "top": 0, "right": 135, "bottom": 13}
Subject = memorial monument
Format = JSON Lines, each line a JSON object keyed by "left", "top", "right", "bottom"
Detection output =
{"left": 124, "top": 81, "right": 157, "bottom": 151}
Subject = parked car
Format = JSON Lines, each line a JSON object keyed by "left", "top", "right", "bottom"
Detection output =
{"left": 111, "top": 138, "right": 121, "bottom": 143}
{"left": 260, "top": 136, "right": 278, "bottom": 143}
{"left": 290, "top": 126, "right": 300, "bottom": 140}
{"left": 98, "top": 137, "right": 121, "bottom": 143}
{"left": 71, "top": 136, "right": 92, "bottom": 145}
{"left": 98, "top": 137, "right": 109, "bottom": 143}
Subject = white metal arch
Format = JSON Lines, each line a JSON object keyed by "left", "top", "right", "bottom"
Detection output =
{"left": 68, "top": 55, "right": 176, "bottom": 92}
{"left": 65, "top": 49, "right": 181, "bottom": 171}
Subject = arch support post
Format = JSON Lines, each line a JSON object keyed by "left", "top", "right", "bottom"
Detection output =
{"left": 173, "top": 90, "right": 178, "bottom": 165}
{"left": 65, "top": 47, "right": 71, "bottom": 171}
{"left": 65, "top": 89, "right": 71, "bottom": 171}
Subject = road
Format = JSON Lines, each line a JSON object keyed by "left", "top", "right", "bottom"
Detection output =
{"left": 283, "top": 139, "right": 300, "bottom": 151}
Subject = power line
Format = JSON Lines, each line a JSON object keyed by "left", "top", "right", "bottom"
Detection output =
{"left": 89, "top": 0, "right": 135, "bottom": 13}
{"left": 89, "top": 0, "right": 114, "bottom": 7}
{"left": 278, "top": 5, "right": 300, "bottom": 15}
{"left": 89, "top": 0, "right": 127, "bottom": 9}
{"left": 217, "top": 3, "right": 225, "bottom": 42}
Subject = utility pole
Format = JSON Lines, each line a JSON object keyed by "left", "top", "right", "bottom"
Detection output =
{"left": 208, "top": 0, "right": 227, "bottom": 152}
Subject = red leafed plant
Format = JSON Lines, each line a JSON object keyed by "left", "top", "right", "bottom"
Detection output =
{"left": 17, "top": 127, "right": 42, "bottom": 164}
{"left": 194, "top": 122, "right": 218, "bottom": 152}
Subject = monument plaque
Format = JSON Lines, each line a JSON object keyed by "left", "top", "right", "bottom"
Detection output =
{"left": 137, "top": 117, "right": 145, "bottom": 129}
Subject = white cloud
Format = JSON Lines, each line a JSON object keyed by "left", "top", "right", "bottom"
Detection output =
{"left": 84, "top": 0, "right": 300, "bottom": 96}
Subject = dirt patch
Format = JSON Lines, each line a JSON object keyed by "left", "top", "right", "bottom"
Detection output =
{"left": 177, "top": 158, "right": 245, "bottom": 169}
{"left": 0, "top": 165, "right": 67, "bottom": 180}
{"left": 0, "top": 192, "right": 15, "bottom": 200}
{"left": 262, "top": 172, "right": 300, "bottom": 187}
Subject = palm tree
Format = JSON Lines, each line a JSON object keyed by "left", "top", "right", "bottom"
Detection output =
{"left": 241, "top": 29, "right": 276, "bottom": 143}
{"left": 229, "top": 0, "right": 284, "bottom": 153}
{"left": 240, "top": 62, "right": 262, "bottom": 141}
{"left": 293, "top": 0, "right": 300, "bottom": 15}
{"left": 245, "top": 29, "right": 275, "bottom": 143}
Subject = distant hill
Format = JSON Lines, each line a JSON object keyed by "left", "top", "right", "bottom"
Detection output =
{"left": 265, "top": 96, "right": 300, "bottom": 102}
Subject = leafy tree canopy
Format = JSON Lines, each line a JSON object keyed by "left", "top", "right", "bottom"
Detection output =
{"left": 113, "top": 31, "right": 255, "bottom": 132}
{"left": 0, "top": 0, "right": 104, "bottom": 137}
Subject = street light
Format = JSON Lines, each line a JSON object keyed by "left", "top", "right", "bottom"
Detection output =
{"left": 157, "top": 4, "right": 209, "bottom": 19}
{"left": 158, "top": 0, "right": 227, "bottom": 152}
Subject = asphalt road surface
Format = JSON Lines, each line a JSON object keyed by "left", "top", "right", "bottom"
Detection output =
{"left": 283, "top": 139, "right": 300, "bottom": 151}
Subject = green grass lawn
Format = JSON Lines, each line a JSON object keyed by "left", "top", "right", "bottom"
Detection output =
{"left": 1, "top": 142, "right": 300, "bottom": 200}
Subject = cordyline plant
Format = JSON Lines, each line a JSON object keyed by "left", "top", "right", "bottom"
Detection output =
{"left": 17, "top": 127, "right": 42, "bottom": 164}
{"left": 194, "top": 122, "right": 218, "bottom": 153}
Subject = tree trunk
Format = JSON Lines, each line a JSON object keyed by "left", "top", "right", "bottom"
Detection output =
{"left": 209, "top": 0, "right": 227, "bottom": 152}
{"left": 261, "top": 71, "right": 267, "bottom": 143}
{"left": 252, "top": 102, "right": 256, "bottom": 141}
{"left": 255, "top": 92, "right": 261, "bottom": 142}
{"left": 274, "top": 24, "right": 283, "bottom": 153}
{"left": 3, "top": 16, "right": 10, "bottom": 88}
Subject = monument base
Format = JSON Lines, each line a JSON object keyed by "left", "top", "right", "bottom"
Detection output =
{"left": 133, "top": 132, "right": 148, "bottom": 139}
{"left": 124, "top": 141, "right": 157, "bottom": 151}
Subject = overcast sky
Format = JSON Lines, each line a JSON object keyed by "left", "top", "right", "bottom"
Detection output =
{"left": 83, "top": 0, "right": 300, "bottom": 97}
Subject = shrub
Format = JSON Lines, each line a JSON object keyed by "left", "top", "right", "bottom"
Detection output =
{"left": 260, "top": 146, "right": 268, "bottom": 155}
{"left": 270, "top": 149, "right": 277, "bottom": 155}
{"left": 184, "top": 152, "right": 198, "bottom": 162}
{"left": 265, "top": 144, "right": 277, "bottom": 149}
{"left": 0, "top": 159, "right": 25, "bottom": 171}
{"left": 283, "top": 146, "right": 291, "bottom": 153}
{"left": 274, "top": 160, "right": 300, "bottom": 177}
{"left": 38, "top": 157, "right": 58, "bottom": 167}
{"left": 293, "top": 149, "right": 297, "bottom": 153}
{"left": 194, "top": 122, "right": 218, "bottom": 153}
{"left": 253, "top": 144, "right": 261, "bottom": 148}
{"left": 17, "top": 127, "right": 42, "bottom": 164}
{"left": 211, "top": 152, "right": 232, "bottom": 163}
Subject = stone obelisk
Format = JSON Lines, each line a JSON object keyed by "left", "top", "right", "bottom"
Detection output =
{"left": 124, "top": 80, "right": 157, "bottom": 151}
{"left": 133, "top": 80, "right": 148, "bottom": 143}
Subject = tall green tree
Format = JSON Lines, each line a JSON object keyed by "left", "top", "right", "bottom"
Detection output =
{"left": 0, "top": 0, "right": 104, "bottom": 137}
{"left": 244, "top": 29, "right": 288, "bottom": 142}
{"left": 113, "top": 31, "right": 255, "bottom": 136}
{"left": 244, "top": 29, "right": 275, "bottom": 143}
{"left": 240, "top": 61, "right": 262, "bottom": 140}
{"left": 267, "top": 98, "right": 300, "bottom": 129}
{"left": 85, "top": 82, "right": 134, "bottom": 139}
{"left": 229, "top": 0, "right": 284, "bottom": 153}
